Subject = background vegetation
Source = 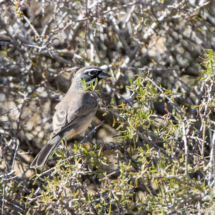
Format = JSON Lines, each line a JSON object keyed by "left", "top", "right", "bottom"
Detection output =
{"left": 1, "top": 0, "right": 215, "bottom": 214}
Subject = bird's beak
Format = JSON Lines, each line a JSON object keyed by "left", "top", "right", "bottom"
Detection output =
{"left": 98, "top": 71, "right": 111, "bottom": 79}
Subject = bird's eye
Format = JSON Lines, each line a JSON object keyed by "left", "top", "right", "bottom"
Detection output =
{"left": 88, "top": 70, "right": 98, "bottom": 76}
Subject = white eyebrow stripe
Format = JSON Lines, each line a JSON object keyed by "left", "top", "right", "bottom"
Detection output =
{"left": 84, "top": 68, "right": 101, "bottom": 73}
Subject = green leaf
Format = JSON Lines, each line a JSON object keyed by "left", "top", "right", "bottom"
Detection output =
{"left": 113, "top": 115, "right": 116, "bottom": 127}
{"left": 93, "top": 78, "right": 98, "bottom": 90}
{"left": 129, "top": 77, "right": 132, "bottom": 85}
{"left": 205, "top": 49, "right": 214, "bottom": 56}
{"left": 137, "top": 77, "right": 141, "bottom": 87}
{"left": 81, "top": 78, "right": 87, "bottom": 89}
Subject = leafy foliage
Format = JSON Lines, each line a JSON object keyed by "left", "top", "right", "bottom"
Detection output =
{"left": 16, "top": 52, "right": 214, "bottom": 214}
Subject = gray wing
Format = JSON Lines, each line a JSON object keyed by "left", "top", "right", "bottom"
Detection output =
{"left": 51, "top": 92, "right": 98, "bottom": 137}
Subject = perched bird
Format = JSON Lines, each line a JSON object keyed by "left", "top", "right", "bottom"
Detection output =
{"left": 30, "top": 66, "right": 110, "bottom": 168}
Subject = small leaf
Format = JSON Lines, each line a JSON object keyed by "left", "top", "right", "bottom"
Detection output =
{"left": 113, "top": 115, "right": 116, "bottom": 127}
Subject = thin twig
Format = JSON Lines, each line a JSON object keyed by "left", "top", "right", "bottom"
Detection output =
{"left": 209, "top": 129, "right": 215, "bottom": 187}
{"left": 183, "top": 122, "right": 188, "bottom": 176}
{"left": 9, "top": 93, "right": 28, "bottom": 170}
{"left": 79, "top": 121, "right": 104, "bottom": 145}
{"left": 145, "top": 77, "right": 184, "bottom": 116}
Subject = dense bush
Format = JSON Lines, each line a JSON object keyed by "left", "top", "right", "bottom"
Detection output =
{"left": 1, "top": 0, "right": 215, "bottom": 214}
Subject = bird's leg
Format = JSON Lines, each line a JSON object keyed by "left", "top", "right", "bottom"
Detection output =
{"left": 61, "top": 139, "right": 65, "bottom": 148}
{"left": 61, "top": 138, "right": 67, "bottom": 149}
{"left": 63, "top": 138, "right": 70, "bottom": 162}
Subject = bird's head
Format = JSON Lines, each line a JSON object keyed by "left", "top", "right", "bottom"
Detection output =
{"left": 74, "top": 66, "right": 110, "bottom": 87}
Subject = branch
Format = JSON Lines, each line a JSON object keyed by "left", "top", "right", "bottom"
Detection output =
{"left": 145, "top": 78, "right": 184, "bottom": 116}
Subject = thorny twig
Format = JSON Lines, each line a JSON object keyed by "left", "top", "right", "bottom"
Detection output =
{"left": 9, "top": 93, "right": 29, "bottom": 170}
{"left": 145, "top": 77, "right": 184, "bottom": 116}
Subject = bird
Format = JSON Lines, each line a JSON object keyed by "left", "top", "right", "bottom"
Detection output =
{"left": 30, "top": 66, "right": 110, "bottom": 168}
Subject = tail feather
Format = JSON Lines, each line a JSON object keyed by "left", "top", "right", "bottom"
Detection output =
{"left": 30, "top": 135, "right": 62, "bottom": 168}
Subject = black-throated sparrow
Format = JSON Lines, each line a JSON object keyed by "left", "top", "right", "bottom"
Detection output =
{"left": 30, "top": 66, "right": 110, "bottom": 168}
